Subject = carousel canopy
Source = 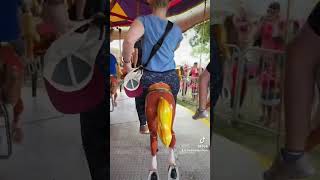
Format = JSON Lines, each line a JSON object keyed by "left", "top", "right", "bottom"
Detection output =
{"left": 110, "top": 0, "right": 210, "bottom": 40}
{"left": 110, "top": 0, "right": 205, "bottom": 27}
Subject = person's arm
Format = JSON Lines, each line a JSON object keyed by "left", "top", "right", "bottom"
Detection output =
{"left": 122, "top": 19, "right": 144, "bottom": 72}
{"left": 132, "top": 48, "right": 138, "bottom": 68}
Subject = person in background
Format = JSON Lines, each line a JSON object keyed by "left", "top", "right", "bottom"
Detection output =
{"left": 224, "top": 15, "right": 248, "bottom": 114}
{"left": 181, "top": 64, "right": 189, "bottom": 97}
{"left": 263, "top": 2, "right": 320, "bottom": 179}
{"left": 192, "top": 65, "right": 210, "bottom": 120}
{"left": 233, "top": 6, "right": 253, "bottom": 48}
{"left": 190, "top": 62, "right": 199, "bottom": 101}
{"left": 77, "top": 1, "right": 108, "bottom": 180}
{"left": 256, "top": 1, "right": 285, "bottom": 51}
{"left": 193, "top": 34, "right": 223, "bottom": 140}
{"left": 256, "top": 1, "right": 284, "bottom": 127}
{"left": 179, "top": 66, "right": 184, "bottom": 93}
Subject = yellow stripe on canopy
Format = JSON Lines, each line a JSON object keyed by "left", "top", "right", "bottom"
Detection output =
{"left": 111, "top": 2, "right": 128, "bottom": 23}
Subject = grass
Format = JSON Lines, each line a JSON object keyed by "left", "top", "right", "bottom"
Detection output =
{"left": 177, "top": 97, "right": 197, "bottom": 111}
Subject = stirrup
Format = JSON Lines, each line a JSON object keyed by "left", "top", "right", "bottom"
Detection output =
{"left": 168, "top": 165, "right": 179, "bottom": 180}
{"left": 148, "top": 170, "right": 159, "bottom": 180}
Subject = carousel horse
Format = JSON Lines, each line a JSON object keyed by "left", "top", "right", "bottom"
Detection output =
{"left": 146, "top": 82, "right": 179, "bottom": 180}
{"left": 110, "top": 63, "right": 124, "bottom": 108}
{"left": 0, "top": 42, "right": 25, "bottom": 144}
{"left": 110, "top": 75, "right": 118, "bottom": 107}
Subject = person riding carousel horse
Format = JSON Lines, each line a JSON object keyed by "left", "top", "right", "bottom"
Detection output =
{"left": 122, "top": 0, "right": 182, "bottom": 179}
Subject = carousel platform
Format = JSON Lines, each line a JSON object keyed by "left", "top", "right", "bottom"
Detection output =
{"left": 110, "top": 91, "right": 210, "bottom": 180}
{"left": 110, "top": 91, "right": 265, "bottom": 180}
{"left": 0, "top": 87, "right": 90, "bottom": 180}
{"left": 0, "top": 87, "right": 263, "bottom": 180}
{"left": 213, "top": 134, "right": 264, "bottom": 180}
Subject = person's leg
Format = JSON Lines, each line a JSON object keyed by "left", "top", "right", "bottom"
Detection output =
{"left": 134, "top": 71, "right": 151, "bottom": 134}
{"left": 284, "top": 42, "right": 315, "bottom": 152}
{"left": 199, "top": 71, "right": 210, "bottom": 110}
{"left": 184, "top": 79, "right": 188, "bottom": 96}
{"left": 193, "top": 70, "right": 210, "bottom": 119}
{"left": 135, "top": 96, "right": 149, "bottom": 133}
{"left": 80, "top": 101, "right": 108, "bottom": 180}
{"left": 192, "top": 81, "right": 196, "bottom": 100}
{"left": 264, "top": 23, "right": 320, "bottom": 179}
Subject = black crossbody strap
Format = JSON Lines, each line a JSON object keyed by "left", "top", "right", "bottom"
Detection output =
{"left": 143, "top": 21, "right": 174, "bottom": 68}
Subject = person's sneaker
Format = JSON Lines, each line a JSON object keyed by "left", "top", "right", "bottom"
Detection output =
{"left": 263, "top": 153, "right": 315, "bottom": 180}
{"left": 192, "top": 109, "right": 208, "bottom": 120}
{"left": 140, "top": 124, "right": 150, "bottom": 134}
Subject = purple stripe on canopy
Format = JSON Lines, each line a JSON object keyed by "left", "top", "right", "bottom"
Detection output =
{"left": 115, "top": 0, "right": 205, "bottom": 20}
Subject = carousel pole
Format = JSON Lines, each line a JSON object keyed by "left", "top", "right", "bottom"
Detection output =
{"left": 118, "top": 27, "right": 122, "bottom": 65}
{"left": 277, "top": 0, "right": 292, "bottom": 153}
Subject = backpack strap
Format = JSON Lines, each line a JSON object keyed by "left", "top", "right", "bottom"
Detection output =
{"left": 143, "top": 21, "right": 174, "bottom": 68}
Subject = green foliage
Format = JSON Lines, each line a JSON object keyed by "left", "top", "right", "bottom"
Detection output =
{"left": 189, "top": 21, "right": 210, "bottom": 60}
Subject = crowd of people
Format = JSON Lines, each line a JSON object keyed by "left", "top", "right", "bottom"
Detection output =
{"left": 210, "top": 1, "right": 320, "bottom": 179}
{"left": 212, "top": 2, "right": 305, "bottom": 128}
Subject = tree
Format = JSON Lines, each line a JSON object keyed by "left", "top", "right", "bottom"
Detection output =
{"left": 189, "top": 21, "right": 210, "bottom": 64}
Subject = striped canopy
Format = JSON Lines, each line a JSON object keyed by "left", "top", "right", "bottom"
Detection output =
{"left": 110, "top": 0, "right": 205, "bottom": 27}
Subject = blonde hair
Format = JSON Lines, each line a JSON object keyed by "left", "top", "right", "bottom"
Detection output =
{"left": 149, "top": 0, "right": 170, "bottom": 8}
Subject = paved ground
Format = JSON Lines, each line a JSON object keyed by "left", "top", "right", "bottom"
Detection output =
{"left": 0, "top": 87, "right": 90, "bottom": 180}
{"left": 212, "top": 134, "right": 264, "bottom": 180}
{"left": 110, "top": 92, "right": 210, "bottom": 180}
